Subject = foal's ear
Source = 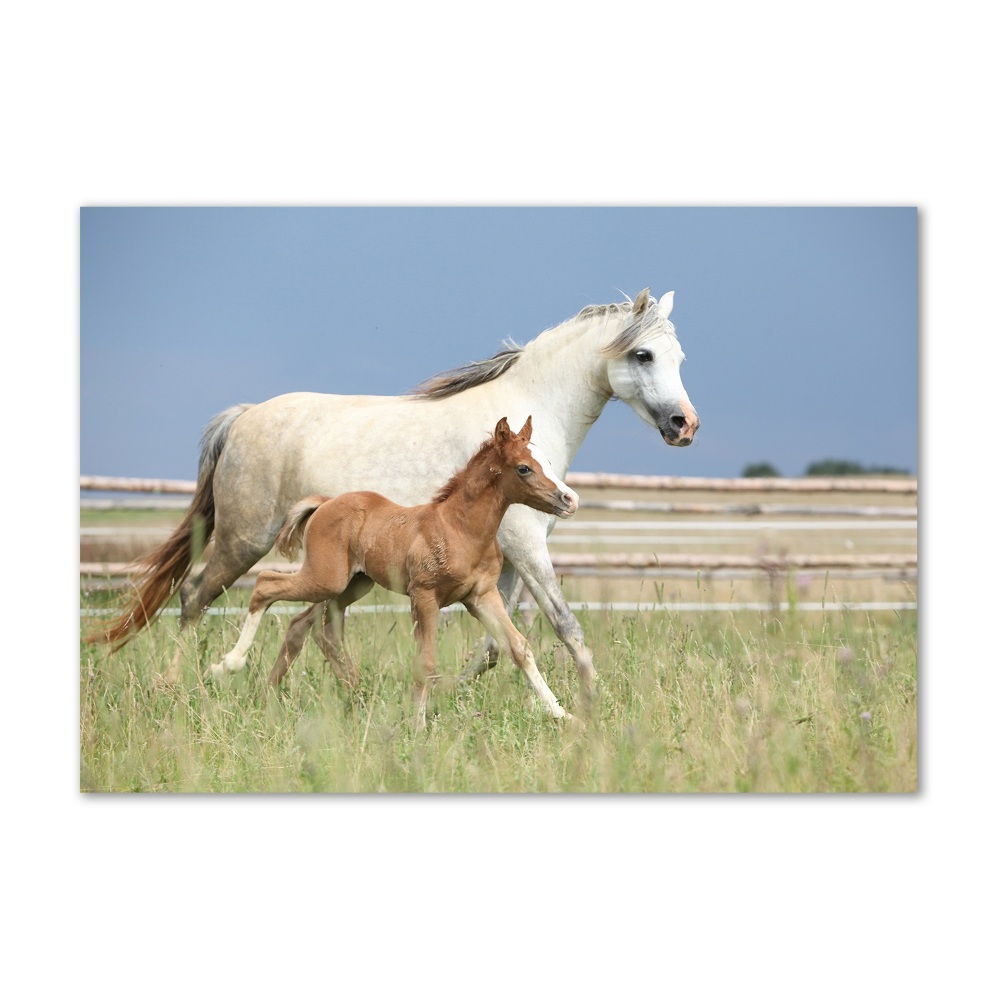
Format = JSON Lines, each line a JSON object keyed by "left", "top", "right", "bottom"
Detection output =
{"left": 494, "top": 416, "right": 512, "bottom": 440}
{"left": 632, "top": 288, "right": 651, "bottom": 315}
{"left": 517, "top": 415, "right": 533, "bottom": 440}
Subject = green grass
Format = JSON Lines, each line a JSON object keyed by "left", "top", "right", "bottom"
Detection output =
{"left": 80, "top": 597, "right": 917, "bottom": 793}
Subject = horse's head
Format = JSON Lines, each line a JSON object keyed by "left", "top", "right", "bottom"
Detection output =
{"left": 494, "top": 416, "right": 579, "bottom": 518}
{"left": 603, "top": 289, "right": 699, "bottom": 447}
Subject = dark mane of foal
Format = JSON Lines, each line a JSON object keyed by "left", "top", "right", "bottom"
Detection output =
{"left": 410, "top": 298, "right": 660, "bottom": 402}
{"left": 431, "top": 435, "right": 503, "bottom": 505}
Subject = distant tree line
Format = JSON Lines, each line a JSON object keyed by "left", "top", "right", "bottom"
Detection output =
{"left": 741, "top": 459, "right": 912, "bottom": 477}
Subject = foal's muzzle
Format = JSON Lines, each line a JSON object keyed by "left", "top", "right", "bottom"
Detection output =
{"left": 659, "top": 401, "right": 700, "bottom": 447}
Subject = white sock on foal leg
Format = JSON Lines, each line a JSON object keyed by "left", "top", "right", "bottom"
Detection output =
{"left": 210, "top": 608, "right": 267, "bottom": 679}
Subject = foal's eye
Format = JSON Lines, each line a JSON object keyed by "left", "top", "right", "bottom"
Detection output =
{"left": 517, "top": 464, "right": 532, "bottom": 476}
{"left": 634, "top": 348, "right": 654, "bottom": 364}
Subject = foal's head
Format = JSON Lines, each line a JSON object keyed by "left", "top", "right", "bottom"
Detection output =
{"left": 493, "top": 416, "right": 579, "bottom": 518}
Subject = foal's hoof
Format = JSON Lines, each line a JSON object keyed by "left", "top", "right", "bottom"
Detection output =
{"left": 209, "top": 653, "right": 245, "bottom": 680}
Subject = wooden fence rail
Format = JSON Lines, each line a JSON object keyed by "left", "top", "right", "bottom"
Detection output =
{"left": 80, "top": 474, "right": 918, "bottom": 584}
{"left": 81, "top": 476, "right": 200, "bottom": 494}
{"left": 81, "top": 553, "right": 917, "bottom": 579}
{"left": 563, "top": 473, "right": 917, "bottom": 494}
{"left": 81, "top": 474, "right": 918, "bottom": 496}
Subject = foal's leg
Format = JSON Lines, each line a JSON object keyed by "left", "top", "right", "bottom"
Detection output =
{"left": 166, "top": 534, "right": 267, "bottom": 681}
{"left": 210, "top": 570, "right": 325, "bottom": 680}
{"left": 267, "top": 575, "right": 375, "bottom": 688}
{"left": 312, "top": 575, "right": 375, "bottom": 686}
{"left": 266, "top": 603, "right": 323, "bottom": 687}
{"left": 409, "top": 591, "right": 441, "bottom": 730}
{"left": 464, "top": 588, "right": 569, "bottom": 720}
{"left": 463, "top": 561, "right": 524, "bottom": 680}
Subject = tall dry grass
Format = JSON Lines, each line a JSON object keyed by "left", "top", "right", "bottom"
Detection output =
{"left": 80, "top": 596, "right": 917, "bottom": 793}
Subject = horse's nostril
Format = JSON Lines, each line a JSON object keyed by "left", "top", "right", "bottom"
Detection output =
{"left": 671, "top": 414, "right": 687, "bottom": 430}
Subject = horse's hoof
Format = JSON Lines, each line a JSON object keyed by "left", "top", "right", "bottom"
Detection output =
{"left": 560, "top": 710, "right": 587, "bottom": 731}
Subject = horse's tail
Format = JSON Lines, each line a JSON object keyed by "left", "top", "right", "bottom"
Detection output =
{"left": 85, "top": 404, "right": 253, "bottom": 650}
{"left": 274, "top": 495, "right": 330, "bottom": 561}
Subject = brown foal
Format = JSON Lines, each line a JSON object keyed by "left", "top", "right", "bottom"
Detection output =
{"left": 209, "top": 417, "right": 579, "bottom": 725}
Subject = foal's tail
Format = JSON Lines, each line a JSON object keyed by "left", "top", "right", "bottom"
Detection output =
{"left": 85, "top": 404, "right": 253, "bottom": 650}
{"left": 274, "top": 495, "right": 331, "bottom": 560}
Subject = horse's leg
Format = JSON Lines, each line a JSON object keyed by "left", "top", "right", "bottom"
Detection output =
{"left": 504, "top": 537, "right": 598, "bottom": 712}
{"left": 463, "top": 561, "right": 524, "bottom": 680}
{"left": 463, "top": 589, "right": 569, "bottom": 720}
{"left": 179, "top": 528, "right": 269, "bottom": 629}
{"left": 311, "top": 575, "right": 375, "bottom": 688}
{"left": 409, "top": 592, "right": 440, "bottom": 730}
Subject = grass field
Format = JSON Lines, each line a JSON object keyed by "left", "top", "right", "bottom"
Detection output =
{"left": 80, "top": 596, "right": 917, "bottom": 793}
{"left": 80, "top": 484, "right": 917, "bottom": 793}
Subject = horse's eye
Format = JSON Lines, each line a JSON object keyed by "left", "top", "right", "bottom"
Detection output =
{"left": 634, "top": 348, "right": 654, "bottom": 364}
{"left": 517, "top": 464, "right": 532, "bottom": 476}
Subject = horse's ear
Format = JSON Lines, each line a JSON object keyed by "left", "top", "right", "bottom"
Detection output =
{"left": 658, "top": 290, "right": 674, "bottom": 319}
{"left": 517, "top": 415, "right": 533, "bottom": 440}
{"left": 494, "top": 417, "right": 512, "bottom": 440}
{"left": 632, "top": 288, "right": 651, "bottom": 315}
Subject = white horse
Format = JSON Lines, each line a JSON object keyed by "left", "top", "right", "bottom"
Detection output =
{"left": 90, "top": 288, "right": 699, "bottom": 706}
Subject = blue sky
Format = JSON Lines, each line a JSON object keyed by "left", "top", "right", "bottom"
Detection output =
{"left": 80, "top": 206, "right": 916, "bottom": 481}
